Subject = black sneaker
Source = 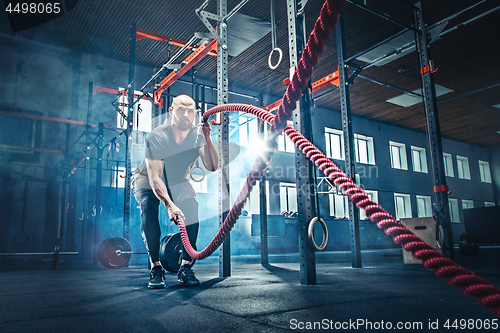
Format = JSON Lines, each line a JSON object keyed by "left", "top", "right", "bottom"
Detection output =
{"left": 177, "top": 264, "right": 200, "bottom": 287}
{"left": 148, "top": 266, "right": 166, "bottom": 289}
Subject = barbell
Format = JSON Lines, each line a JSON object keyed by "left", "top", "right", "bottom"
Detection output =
{"left": 0, "top": 241, "right": 78, "bottom": 269}
{"left": 98, "top": 233, "right": 191, "bottom": 272}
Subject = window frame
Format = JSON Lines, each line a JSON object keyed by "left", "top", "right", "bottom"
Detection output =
{"left": 394, "top": 193, "right": 412, "bottom": 220}
{"left": 449, "top": 198, "right": 460, "bottom": 222}
{"left": 389, "top": 141, "right": 408, "bottom": 170}
{"left": 329, "top": 193, "right": 349, "bottom": 218}
{"left": 456, "top": 155, "right": 471, "bottom": 180}
{"left": 117, "top": 88, "right": 152, "bottom": 133}
{"left": 416, "top": 195, "right": 432, "bottom": 218}
{"left": 279, "top": 182, "right": 297, "bottom": 213}
{"left": 325, "top": 128, "right": 344, "bottom": 160}
{"left": 354, "top": 134, "right": 375, "bottom": 165}
{"left": 411, "top": 146, "right": 428, "bottom": 173}
{"left": 360, "top": 190, "right": 378, "bottom": 220}
{"left": 278, "top": 121, "right": 295, "bottom": 153}
{"left": 443, "top": 153, "right": 454, "bottom": 177}
{"left": 462, "top": 199, "right": 474, "bottom": 210}
{"left": 479, "top": 160, "right": 492, "bottom": 183}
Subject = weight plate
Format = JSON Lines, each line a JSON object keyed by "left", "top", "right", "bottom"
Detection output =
{"left": 98, "top": 237, "right": 132, "bottom": 269}
{"left": 160, "top": 233, "right": 195, "bottom": 273}
{"left": 459, "top": 233, "right": 479, "bottom": 257}
{"left": 14, "top": 232, "right": 29, "bottom": 246}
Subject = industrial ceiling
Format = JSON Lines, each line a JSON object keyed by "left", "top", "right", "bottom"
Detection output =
{"left": 1, "top": 0, "right": 499, "bottom": 147}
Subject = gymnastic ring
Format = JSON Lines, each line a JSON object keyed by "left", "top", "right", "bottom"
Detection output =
{"left": 307, "top": 217, "right": 328, "bottom": 251}
{"left": 437, "top": 224, "right": 445, "bottom": 249}
{"left": 268, "top": 47, "right": 283, "bottom": 70}
{"left": 189, "top": 165, "right": 205, "bottom": 183}
{"left": 14, "top": 232, "right": 29, "bottom": 246}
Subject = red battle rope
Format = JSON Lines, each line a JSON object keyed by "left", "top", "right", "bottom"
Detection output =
{"left": 175, "top": 0, "right": 500, "bottom": 316}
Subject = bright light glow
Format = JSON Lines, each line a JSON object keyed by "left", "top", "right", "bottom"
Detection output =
{"left": 247, "top": 138, "right": 266, "bottom": 155}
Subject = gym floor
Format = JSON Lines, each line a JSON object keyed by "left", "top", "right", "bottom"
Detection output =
{"left": 1, "top": 248, "right": 499, "bottom": 333}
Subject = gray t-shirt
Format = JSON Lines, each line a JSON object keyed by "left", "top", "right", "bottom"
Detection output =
{"left": 135, "top": 122, "right": 205, "bottom": 187}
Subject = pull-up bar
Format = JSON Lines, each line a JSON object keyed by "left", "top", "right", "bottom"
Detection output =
{"left": 136, "top": 28, "right": 217, "bottom": 57}
{"left": 154, "top": 38, "right": 217, "bottom": 104}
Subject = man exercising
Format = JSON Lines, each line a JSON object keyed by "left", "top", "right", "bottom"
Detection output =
{"left": 132, "top": 95, "right": 218, "bottom": 288}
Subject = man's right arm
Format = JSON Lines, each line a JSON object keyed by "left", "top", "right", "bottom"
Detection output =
{"left": 145, "top": 158, "right": 184, "bottom": 221}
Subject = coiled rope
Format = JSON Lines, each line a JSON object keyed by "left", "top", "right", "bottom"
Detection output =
{"left": 175, "top": 0, "right": 500, "bottom": 316}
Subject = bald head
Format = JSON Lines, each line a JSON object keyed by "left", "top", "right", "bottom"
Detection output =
{"left": 171, "top": 95, "right": 195, "bottom": 110}
{"left": 169, "top": 95, "right": 196, "bottom": 130}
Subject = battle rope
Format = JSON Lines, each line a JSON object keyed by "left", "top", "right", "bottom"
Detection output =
{"left": 174, "top": 0, "right": 500, "bottom": 316}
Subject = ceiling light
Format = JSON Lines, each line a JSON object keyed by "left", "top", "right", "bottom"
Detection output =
{"left": 356, "top": 23, "right": 447, "bottom": 67}
{"left": 386, "top": 84, "right": 455, "bottom": 107}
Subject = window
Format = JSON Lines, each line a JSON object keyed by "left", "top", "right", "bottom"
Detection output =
{"left": 325, "top": 128, "right": 343, "bottom": 160}
{"left": 117, "top": 89, "right": 152, "bottom": 133}
{"left": 389, "top": 141, "right": 407, "bottom": 170}
{"left": 360, "top": 190, "right": 378, "bottom": 220}
{"left": 329, "top": 193, "right": 349, "bottom": 218}
{"left": 479, "top": 161, "right": 492, "bottom": 183}
{"left": 241, "top": 180, "right": 260, "bottom": 214}
{"left": 449, "top": 198, "right": 460, "bottom": 222}
{"left": 416, "top": 195, "right": 432, "bottom": 217}
{"left": 462, "top": 200, "right": 474, "bottom": 210}
{"left": 278, "top": 121, "right": 295, "bottom": 153}
{"left": 238, "top": 114, "right": 258, "bottom": 147}
{"left": 411, "top": 146, "right": 428, "bottom": 173}
{"left": 443, "top": 153, "right": 454, "bottom": 177}
{"left": 456, "top": 156, "right": 471, "bottom": 180}
{"left": 394, "top": 193, "right": 412, "bottom": 220}
{"left": 279, "top": 183, "right": 297, "bottom": 213}
{"left": 485, "top": 202, "right": 496, "bottom": 207}
{"left": 111, "top": 166, "right": 126, "bottom": 188}
{"left": 355, "top": 134, "right": 375, "bottom": 165}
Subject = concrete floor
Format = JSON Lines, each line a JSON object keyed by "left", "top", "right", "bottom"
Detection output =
{"left": 1, "top": 248, "right": 499, "bottom": 333}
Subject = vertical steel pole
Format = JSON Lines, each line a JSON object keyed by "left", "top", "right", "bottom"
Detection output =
{"left": 94, "top": 123, "right": 104, "bottom": 264}
{"left": 217, "top": 0, "right": 231, "bottom": 277}
{"left": 123, "top": 22, "right": 136, "bottom": 240}
{"left": 82, "top": 82, "right": 92, "bottom": 261}
{"left": 258, "top": 93, "right": 269, "bottom": 266}
{"left": 287, "top": 0, "right": 316, "bottom": 285}
{"left": 55, "top": 123, "right": 71, "bottom": 266}
{"left": 414, "top": 2, "right": 454, "bottom": 260}
{"left": 92, "top": 123, "right": 104, "bottom": 263}
{"left": 336, "top": 13, "right": 362, "bottom": 268}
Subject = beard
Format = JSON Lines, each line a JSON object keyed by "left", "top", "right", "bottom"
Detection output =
{"left": 174, "top": 120, "right": 192, "bottom": 131}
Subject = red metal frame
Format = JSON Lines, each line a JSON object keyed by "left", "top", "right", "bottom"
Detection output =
{"left": 0, "top": 109, "right": 120, "bottom": 131}
{"left": 434, "top": 185, "right": 449, "bottom": 193}
{"left": 136, "top": 28, "right": 217, "bottom": 57}
{"left": 154, "top": 39, "right": 218, "bottom": 104}
{"left": 0, "top": 144, "right": 63, "bottom": 154}
{"left": 263, "top": 69, "right": 340, "bottom": 112}
{"left": 93, "top": 86, "right": 163, "bottom": 107}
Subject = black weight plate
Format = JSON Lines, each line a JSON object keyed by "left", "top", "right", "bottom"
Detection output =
{"left": 98, "top": 238, "right": 110, "bottom": 268}
{"left": 159, "top": 235, "right": 171, "bottom": 272}
{"left": 459, "top": 233, "right": 479, "bottom": 257}
{"left": 98, "top": 237, "right": 132, "bottom": 269}
{"left": 14, "top": 232, "right": 29, "bottom": 245}
{"left": 160, "top": 233, "right": 196, "bottom": 273}
{"left": 160, "top": 233, "right": 181, "bottom": 273}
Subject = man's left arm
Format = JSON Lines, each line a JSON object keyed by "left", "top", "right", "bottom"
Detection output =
{"left": 198, "top": 122, "right": 218, "bottom": 172}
